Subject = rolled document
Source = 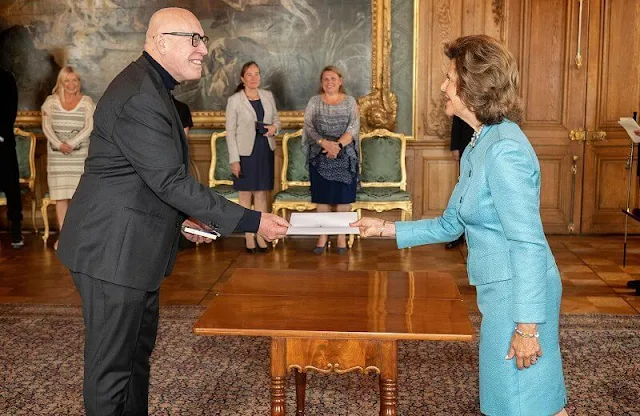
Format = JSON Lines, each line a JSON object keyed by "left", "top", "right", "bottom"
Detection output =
{"left": 286, "top": 212, "right": 360, "bottom": 235}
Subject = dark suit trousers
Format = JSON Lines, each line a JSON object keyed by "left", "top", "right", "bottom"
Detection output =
{"left": 0, "top": 145, "right": 23, "bottom": 235}
{"left": 71, "top": 272, "right": 159, "bottom": 416}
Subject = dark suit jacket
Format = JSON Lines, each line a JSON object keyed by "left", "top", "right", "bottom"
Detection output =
{"left": 57, "top": 56, "right": 246, "bottom": 291}
{"left": 0, "top": 68, "right": 18, "bottom": 148}
{"left": 450, "top": 115, "right": 474, "bottom": 155}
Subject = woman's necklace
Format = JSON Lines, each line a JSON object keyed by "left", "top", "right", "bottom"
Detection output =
{"left": 245, "top": 89, "right": 259, "bottom": 100}
{"left": 470, "top": 124, "right": 484, "bottom": 147}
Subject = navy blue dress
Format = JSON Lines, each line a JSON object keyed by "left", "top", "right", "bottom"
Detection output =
{"left": 233, "top": 99, "right": 274, "bottom": 191}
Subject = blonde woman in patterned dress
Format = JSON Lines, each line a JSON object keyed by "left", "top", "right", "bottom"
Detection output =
{"left": 42, "top": 67, "right": 95, "bottom": 249}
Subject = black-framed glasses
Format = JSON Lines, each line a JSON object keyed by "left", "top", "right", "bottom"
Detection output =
{"left": 161, "top": 32, "right": 209, "bottom": 47}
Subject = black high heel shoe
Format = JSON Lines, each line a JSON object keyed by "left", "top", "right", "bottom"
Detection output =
{"left": 313, "top": 242, "right": 328, "bottom": 255}
{"left": 245, "top": 247, "right": 257, "bottom": 254}
{"left": 256, "top": 243, "right": 270, "bottom": 253}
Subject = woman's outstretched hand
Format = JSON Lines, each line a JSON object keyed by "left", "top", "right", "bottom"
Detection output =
{"left": 350, "top": 217, "right": 396, "bottom": 238}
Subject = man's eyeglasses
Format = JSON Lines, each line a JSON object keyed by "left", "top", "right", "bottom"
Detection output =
{"left": 161, "top": 32, "right": 209, "bottom": 47}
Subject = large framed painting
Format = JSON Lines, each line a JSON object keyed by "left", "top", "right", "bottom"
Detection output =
{"left": 4, "top": 0, "right": 396, "bottom": 130}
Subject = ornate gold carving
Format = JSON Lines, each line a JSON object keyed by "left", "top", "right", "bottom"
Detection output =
{"left": 289, "top": 364, "right": 381, "bottom": 375}
{"left": 491, "top": 0, "right": 505, "bottom": 26}
{"left": 426, "top": 0, "right": 453, "bottom": 139}
{"left": 356, "top": 0, "right": 397, "bottom": 131}
{"left": 16, "top": 0, "right": 397, "bottom": 131}
{"left": 14, "top": 111, "right": 42, "bottom": 128}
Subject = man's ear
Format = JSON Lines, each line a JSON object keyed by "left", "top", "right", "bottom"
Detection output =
{"left": 155, "top": 35, "right": 167, "bottom": 55}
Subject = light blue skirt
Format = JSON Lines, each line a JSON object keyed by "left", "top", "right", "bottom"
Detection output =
{"left": 476, "top": 264, "right": 567, "bottom": 416}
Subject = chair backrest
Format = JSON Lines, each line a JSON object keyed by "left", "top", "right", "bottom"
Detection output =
{"left": 358, "top": 128, "right": 407, "bottom": 190}
{"left": 208, "top": 132, "right": 234, "bottom": 187}
{"left": 281, "top": 129, "right": 310, "bottom": 191}
{"left": 13, "top": 128, "right": 36, "bottom": 191}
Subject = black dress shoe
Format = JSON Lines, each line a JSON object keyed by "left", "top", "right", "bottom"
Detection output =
{"left": 627, "top": 280, "right": 640, "bottom": 288}
{"left": 445, "top": 235, "right": 464, "bottom": 250}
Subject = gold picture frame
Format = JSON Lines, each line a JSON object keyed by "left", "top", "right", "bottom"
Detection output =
{"left": 16, "top": 0, "right": 397, "bottom": 131}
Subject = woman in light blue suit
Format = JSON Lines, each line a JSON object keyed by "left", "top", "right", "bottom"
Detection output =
{"left": 352, "top": 35, "right": 568, "bottom": 416}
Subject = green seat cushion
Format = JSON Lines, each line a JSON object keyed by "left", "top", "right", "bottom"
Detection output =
{"left": 286, "top": 136, "right": 310, "bottom": 182}
{"left": 273, "top": 186, "right": 312, "bottom": 201}
{"left": 360, "top": 137, "right": 402, "bottom": 183}
{"left": 210, "top": 184, "right": 238, "bottom": 199}
{"left": 15, "top": 136, "right": 32, "bottom": 179}
{"left": 356, "top": 187, "right": 411, "bottom": 202}
{"left": 214, "top": 136, "right": 234, "bottom": 181}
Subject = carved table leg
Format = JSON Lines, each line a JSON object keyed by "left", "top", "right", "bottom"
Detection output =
{"left": 270, "top": 338, "right": 287, "bottom": 416}
{"left": 379, "top": 340, "right": 398, "bottom": 416}
{"left": 295, "top": 368, "right": 307, "bottom": 415}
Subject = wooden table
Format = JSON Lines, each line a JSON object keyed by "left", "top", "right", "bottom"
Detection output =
{"left": 193, "top": 268, "right": 473, "bottom": 415}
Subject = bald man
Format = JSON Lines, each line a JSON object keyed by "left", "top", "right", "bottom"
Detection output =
{"left": 57, "top": 8, "right": 289, "bottom": 415}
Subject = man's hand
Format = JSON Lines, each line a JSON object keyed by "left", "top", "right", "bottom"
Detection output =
{"left": 181, "top": 218, "right": 214, "bottom": 244}
{"left": 230, "top": 161, "right": 241, "bottom": 178}
{"left": 257, "top": 213, "right": 290, "bottom": 241}
{"left": 60, "top": 143, "right": 73, "bottom": 155}
{"left": 634, "top": 128, "right": 640, "bottom": 137}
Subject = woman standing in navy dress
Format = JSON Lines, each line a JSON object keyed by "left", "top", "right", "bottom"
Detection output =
{"left": 303, "top": 65, "right": 360, "bottom": 254}
{"left": 353, "top": 35, "right": 567, "bottom": 415}
{"left": 226, "top": 61, "right": 281, "bottom": 253}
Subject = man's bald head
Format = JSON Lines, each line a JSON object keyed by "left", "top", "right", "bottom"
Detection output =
{"left": 144, "top": 8, "right": 208, "bottom": 82}
{"left": 145, "top": 8, "right": 200, "bottom": 46}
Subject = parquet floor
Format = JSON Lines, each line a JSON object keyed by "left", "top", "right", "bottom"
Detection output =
{"left": 0, "top": 233, "right": 638, "bottom": 314}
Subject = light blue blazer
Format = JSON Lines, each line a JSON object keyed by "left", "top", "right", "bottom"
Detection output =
{"left": 396, "top": 120, "right": 555, "bottom": 324}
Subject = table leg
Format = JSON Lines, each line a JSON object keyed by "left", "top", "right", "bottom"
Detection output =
{"left": 295, "top": 368, "right": 307, "bottom": 415}
{"left": 270, "top": 338, "right": 286, "bottom": 416}
{"left": 379, "top": 340, "right": 398, "bottom": 416}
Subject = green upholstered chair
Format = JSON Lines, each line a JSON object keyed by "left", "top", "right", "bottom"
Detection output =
{"left": 209, "top": 132, "right": 239, "bottom": 204}
{"left": 0, "top": 128, "right": 37, "bottom": 234}
{"left": 272, "top": 129, "right": 316, "bottom": 217}
{"left": 271, "top": 129, "right": 316, "bottom": 247}
{"left": 352, "top": 128, "right": 412, "bottom": 221}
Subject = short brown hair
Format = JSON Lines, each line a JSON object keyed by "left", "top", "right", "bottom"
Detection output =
{"left": 318, "top": 65, "right": 346, "bottom": 94}
{"left": 444, "top": 35, "right": 523, "bottom": 124}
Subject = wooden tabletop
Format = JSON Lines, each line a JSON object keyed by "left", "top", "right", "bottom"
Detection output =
{"left": 215, "top": 268, "right": 464, "bottom": 299}
{"left": 194, "top": 268, "right": 473, "bottom": 341}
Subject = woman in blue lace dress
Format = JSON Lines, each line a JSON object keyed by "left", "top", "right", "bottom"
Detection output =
{"left": 303, "top": 65, "right": 360, "bottom": 254}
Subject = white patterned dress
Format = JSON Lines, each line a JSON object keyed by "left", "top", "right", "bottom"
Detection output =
{"left": 42, "top": 95, "right": 95, "bottom": 200}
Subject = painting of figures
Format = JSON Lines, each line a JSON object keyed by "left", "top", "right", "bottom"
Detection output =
{"left": 0, "top": 0, "right": 372, "bottom": 112}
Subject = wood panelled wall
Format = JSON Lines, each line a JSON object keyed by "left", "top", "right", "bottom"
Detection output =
{"left": 5, "top": 0, "right": 640, "bottom": 235}
{"left": 412, "top": 0, "right": 640, "bottom": 234}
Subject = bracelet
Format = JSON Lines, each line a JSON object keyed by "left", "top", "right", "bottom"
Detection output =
{"left": 514, "top": 326, "right": 539, "bottom": 338}
{"left": 317, "top": 138, "right": 324, "bottom": 145}
{"left": 379, "top": 220, "right": 387, "bottom": 237}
